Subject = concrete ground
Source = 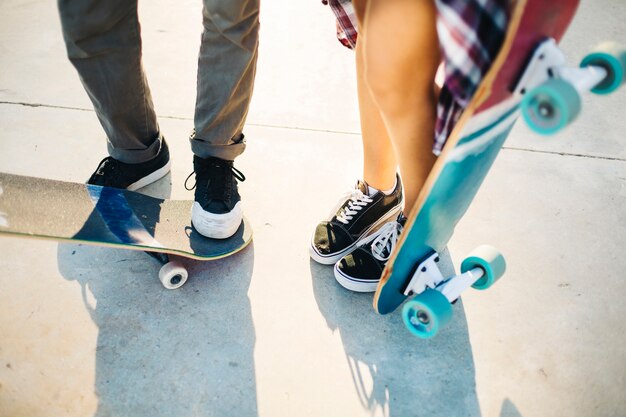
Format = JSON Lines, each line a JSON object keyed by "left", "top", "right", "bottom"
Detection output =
{"left": 0, "top": 1, "right": 624, "bottom": 416}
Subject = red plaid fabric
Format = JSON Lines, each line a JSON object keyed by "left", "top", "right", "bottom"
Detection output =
{"left": 322, "top": 0, "right": 358, "bottom": 48}
{"left": 322, "top": 0, "right": 509, "bottom": 154}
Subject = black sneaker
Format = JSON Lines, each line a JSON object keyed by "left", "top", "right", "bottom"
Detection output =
{"left": 310, "top": 174, "right": 403, "bottom": 265}
{"left": 334, "top": 213, "right": 406, "bottom": 292}
{"left": 187, "top": 155, "right": 245, "bottom": 239}
{"left": 87, "top": 139, "right": 171, "bottom": 191}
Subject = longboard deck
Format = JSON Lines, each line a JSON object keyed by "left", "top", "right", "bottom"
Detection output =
{"left": 374, "top": 0, "right": 579, "bottom": 314}
{"left": 0, "top": 172, "right": 252, "bottom": 260}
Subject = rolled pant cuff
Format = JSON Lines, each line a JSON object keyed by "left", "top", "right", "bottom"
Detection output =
{"left": 107, "top": 134, "right": 163, "bottom": 164}
{"left": 190, "top": 134, "right": 246, "bottom": 161}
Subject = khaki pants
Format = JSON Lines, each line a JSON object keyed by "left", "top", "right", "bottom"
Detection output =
{"left": 58, "top": 0, "right": 260, "bottom": 163}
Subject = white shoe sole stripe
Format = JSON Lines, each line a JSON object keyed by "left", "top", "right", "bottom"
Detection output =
{"left": 127, "top": 161, "right": 172, "bottom": 191}
{"left": 309, "top": 204, "right": 402, "bottom": 265}
{"left": 333, "top": 263, "right": 379, "bottom": 293}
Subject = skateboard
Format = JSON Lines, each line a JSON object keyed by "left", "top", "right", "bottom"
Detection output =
{"left": 0, "top": 172, "right": 253, "bottom": 289}
{"left": 373, "top": 0, "right": 625, "bottom": 338}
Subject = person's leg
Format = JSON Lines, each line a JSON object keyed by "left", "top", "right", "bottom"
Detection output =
{"left": 58, "top": 0, "right": 162, "bottom": 164}
{"left": 356, "top": 0, "right": 439, "bottom": 213}
{"left": 333, "top": 0, "right": 440, "bottom": 291}
{"left": 189, "top": 0, "right": 260, "bottom": 239}
{"left": 191, "top": 0, "right": 260, "bottom": 160}
{"left": 58, "top": 0, "right": 170, "bottom": 190}
{"left": 309, "top": 0, "right": 405, "bottom": 265}
{"left": 310, "top": 44, "right": 404, "bottom": 265}
{"left": 355, "top": 31, "right": 398, "bottom": 193}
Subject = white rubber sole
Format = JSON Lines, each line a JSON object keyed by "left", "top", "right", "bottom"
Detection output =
{"left": 334, "top": 262, "right": 379, "bottom": 293}
{"left": 309, "top": 204, "right": 402, "bottom": 265}
{"left": 191, "top": 201, "right": 243, "bottom": 239}
{"left": 127, "top": 160, "right": 172, "bottom": 191}
{"left": 309, "top": 241, "right": 359, "bottom": 266}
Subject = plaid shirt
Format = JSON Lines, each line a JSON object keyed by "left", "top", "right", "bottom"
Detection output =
{"left": 323, "top": 0, "right": 508, "bottom": 154}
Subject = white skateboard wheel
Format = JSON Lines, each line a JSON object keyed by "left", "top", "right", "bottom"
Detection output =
{"left": 158, "top": 260, "right": 188, "bottom": 290}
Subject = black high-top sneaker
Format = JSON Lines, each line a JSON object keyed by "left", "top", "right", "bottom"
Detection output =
{"left": 334, "top": 212, "right": 407, "bottom": 292}
{"left": 87, "top": 138, "right": 171, "bottom": 191}
{"left": 188, "top": 155, "right": 245, "bottom": 239}
{"left": 310, "top": 174, "right": 403, "bottom": 265}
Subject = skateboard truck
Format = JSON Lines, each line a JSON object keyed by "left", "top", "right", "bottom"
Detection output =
{"left": 513, "top": 38, "right": 607, "bottom": 98}
{"left": 403, "top": 252, "right": 486, "bottom": 303}
{"left": 400, "top": 246, "right": 506, "bottom": 339}
{"left": 515, "top": 38, "right": 624, "bottom": 135}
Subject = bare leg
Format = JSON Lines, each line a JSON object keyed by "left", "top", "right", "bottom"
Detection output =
{"left": 355, "top": 31, "right": 398, "bottom": 192}
{"left": 353, "top": 0, "right": 439, "bottom": 212}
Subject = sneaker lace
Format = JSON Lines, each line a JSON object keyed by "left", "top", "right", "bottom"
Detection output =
{"left": 370, "top": 220, "right": 403, "bottom": 262}
{"left": 335, "top": 189, "right": 374, "bottom": 225}
{"left": 184, "top": 161, "right": 245, "bottom": 200}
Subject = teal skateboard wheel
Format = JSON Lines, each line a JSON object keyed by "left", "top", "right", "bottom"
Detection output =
{"left": 461, "top": 245, "right": 506, "bottom": 291}
{"left": 521, "top": 79, "right": 581, "bottom": 135}
{"left": 402, "top": 289, "right": 453, "bottom": 339}
{"left": 580, "top": 42, "right": 626, "bottom": 95}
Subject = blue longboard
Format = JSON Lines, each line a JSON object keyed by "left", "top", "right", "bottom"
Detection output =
{"left": 372, "top": 0, "right": 624, "bottom": 338}
{"left": 0, "top": 172, "right": 252, "bottom": 289}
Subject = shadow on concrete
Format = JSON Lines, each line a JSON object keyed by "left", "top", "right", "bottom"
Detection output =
{"left": 56, "top": 229, "right": 257, "bottom": 415}
{"left": 310, "top": 259, "right": 481, "bottom": 417}
{"left": 499, "top": 398, "right": 523, "bottom": 417}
